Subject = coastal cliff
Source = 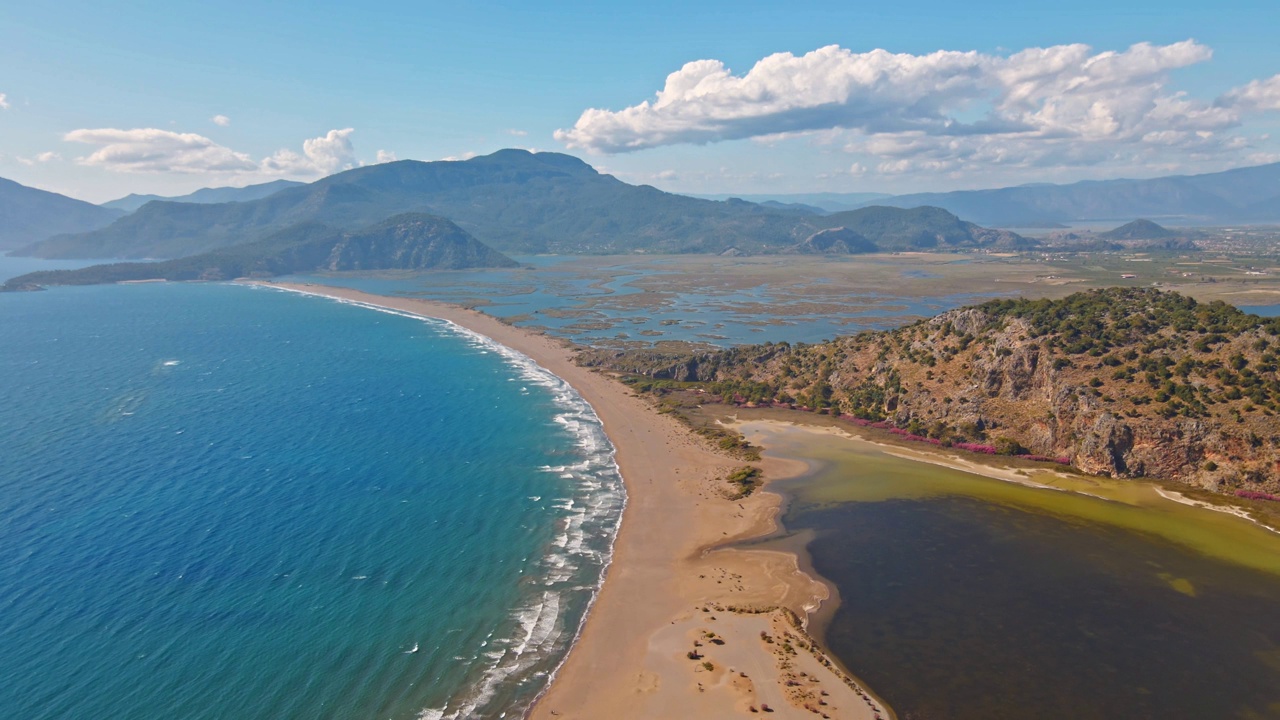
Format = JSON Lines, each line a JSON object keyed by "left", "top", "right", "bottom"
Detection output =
{"left": 583, "top": 288, "right": 1280, "bottom": 494}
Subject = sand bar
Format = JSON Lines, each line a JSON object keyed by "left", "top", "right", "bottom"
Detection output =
{"left": 246, "top": 281, "right": 889, "bottom": 720}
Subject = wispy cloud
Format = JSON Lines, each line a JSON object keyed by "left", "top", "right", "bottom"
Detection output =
{"left": 505, "top": 128, "right": 528, "bottom": 137}
{"left": 211, "top": 114, "right": 231, "bottom": 127}
{"left": 17, "top": 151, "right": 61, "bottom": 166}
{"left": 0, "top": 93, "right": 10, "bottom": 110}
{"left": 556, "top": 41, "right": 1280, "bottom": 177}
{"left": 64, "top": 127, "right": 357, "bottom": 178}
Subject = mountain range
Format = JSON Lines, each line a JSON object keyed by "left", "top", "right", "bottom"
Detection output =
{"left": 15, "top": 151, "right": 812, "bottom": 258}
{"left": 863, "top": 163, "right": 1280, "bottom": 227}
{"left": 692, "top": 191, "right": 893, "bottom": 213}
{"left": 2, "top": 213, "right": 516, "bottom": 291}
{"left": 99, "top": 179, "right": 306, "bottom": 213}
{"left": 11, "top": 150, "right": 1032, "bottom": 260}
{"left": 0, "top": 177, "right": 123, "bottom": 250}
{"left": 6, "top": 152, "right": 1279, "bottom": 264}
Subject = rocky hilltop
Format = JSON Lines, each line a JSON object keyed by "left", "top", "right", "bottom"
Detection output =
{"left": 789, "top": 227, "right": 877, "bottom": 255}
{"left": 1098, "top": 218, "right": 1178, "bottom": 240}
{"left": 815, "top": 205, "right": 1036, "bottom": 251}
{"left": 321, "top": 213, "right": 517, "bottom": 271}
{"left": 584, "top": 288, "right": 1280, "bottom": 493}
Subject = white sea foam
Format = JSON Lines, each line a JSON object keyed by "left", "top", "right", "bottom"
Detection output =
{"left": 246, "top": 283, "right": 628, "bottom": 719}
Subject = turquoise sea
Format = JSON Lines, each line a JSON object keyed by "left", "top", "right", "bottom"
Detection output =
{"left": 0, "top": 265, "right": 624, "bottom": 719}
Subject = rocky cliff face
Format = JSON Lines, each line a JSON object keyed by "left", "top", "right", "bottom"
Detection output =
{"left": 865, "top": 311, "right": 1275, "bottom": 488}
{"left": 591, "top": 289, "right": 1280, "bottom": 494}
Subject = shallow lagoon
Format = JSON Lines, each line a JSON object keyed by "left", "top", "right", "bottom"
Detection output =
{"left": 741, "top": 421, "right": 1280, "bottom": 720}
{"left": 285, "top": 254, "right": 1006, "bottom": 347}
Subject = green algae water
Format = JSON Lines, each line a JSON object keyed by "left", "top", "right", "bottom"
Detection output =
{"left": 740, "top": 421, "right": 1280, "bottom": 720}
{"left": 0, "top": 275, "right": 624, "bottom": 719}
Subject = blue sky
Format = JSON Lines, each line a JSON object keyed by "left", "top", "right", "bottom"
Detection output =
{"left": 3, "top": 0, "right": 1279, "bottom": 202}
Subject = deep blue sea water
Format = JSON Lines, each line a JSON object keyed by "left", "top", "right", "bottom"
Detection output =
{"left": 0, "top": 277, "right": 623, "bottom": 719}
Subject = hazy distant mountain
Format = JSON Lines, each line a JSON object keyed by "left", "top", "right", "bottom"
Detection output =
{"left": 0, "top": 177, "right": 123, "bottom": 251}
{"left": 693, "top": 191, "right": 893, "bottom": 213}
{"left": 757, "top": 200, "right": 828, "bottom": 215}
{"left": 3, "top": 213, "right": 516, "bottom": 290}
{"left": 16, "top": 151, "right": 1034, "bottom": 261}
{"left": 789, "top": 227, "right": 878, "bottom": 255}
{"left": 20, "top": 150, "right": 810, "bottom": 259}
{"left": 1098, "top": 219, "right": 1178, "bottom": 240}
{"left": 815, "top": 206, "right": 1037, "bottom": 251}
{"left": 100, "top": 179, "right": 306, "bottom": 213}
{"left": 866, "top": 163, "right": 1280, "bottom": 226}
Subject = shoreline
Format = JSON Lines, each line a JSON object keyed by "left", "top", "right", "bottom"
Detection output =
{"left": 244, "top": 282, "right": 890, "bottom": 719}
{"left": 722, "top": 408, "right": 1280, "bottom": 538}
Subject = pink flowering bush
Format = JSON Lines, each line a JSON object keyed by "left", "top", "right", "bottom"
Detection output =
{"left": 1236, "top": 490, "right": 1280, "bottom": 502}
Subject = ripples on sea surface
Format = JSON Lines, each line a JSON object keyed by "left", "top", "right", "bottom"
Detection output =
{"left": 0, "top": 281, "right": 623, "bottom": 719}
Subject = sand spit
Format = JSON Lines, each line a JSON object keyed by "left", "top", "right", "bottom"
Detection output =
{"left": 245, "top": 281, "right": 888, "bottom": 720}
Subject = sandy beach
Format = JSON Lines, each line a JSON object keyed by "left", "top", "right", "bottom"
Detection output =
{"left": 247, "top": 282, "right": 889, "bottom": 720}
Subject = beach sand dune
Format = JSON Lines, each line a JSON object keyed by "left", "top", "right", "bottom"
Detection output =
{"left": 250, "top": 282, "right": 888, "bottom": 720}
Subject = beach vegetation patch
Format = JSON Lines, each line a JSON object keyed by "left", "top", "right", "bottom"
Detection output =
{"left": 724, "top": 466, "right": 764, "bottom": 499}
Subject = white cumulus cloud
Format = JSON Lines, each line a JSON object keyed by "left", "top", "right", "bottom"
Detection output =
{"left": 64, "top": 127, "right": 359, "bottom": 179}
{"left": 375, "top": 149, "right": 398, "bottom": 163}
{"left": 260, "top": 128, "right": 356, "bottom": 176}
{"left": 0, "top": 93, "right": 9, "bottom": 110}
{"left": 557, "top": 41, "right": 1229, "bottom": 154}
{"left": 557, "top": 40, "right": 1280, "bottom": 178}
{"left": 211, "top": 114, "right": 231, "bottom": 127}
{"left": 1221, "top": 74, "right": 1280, "bottom": 112}
{"left": 65, "top": 128, "right": 257, "bottom": 173}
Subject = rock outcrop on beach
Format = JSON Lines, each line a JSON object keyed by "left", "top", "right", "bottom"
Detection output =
{"left": 2, "top": 213, "right": 516, "bottom": 290}
{"left": 584, "top": 288, "right": 1280, "bottom": 494}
